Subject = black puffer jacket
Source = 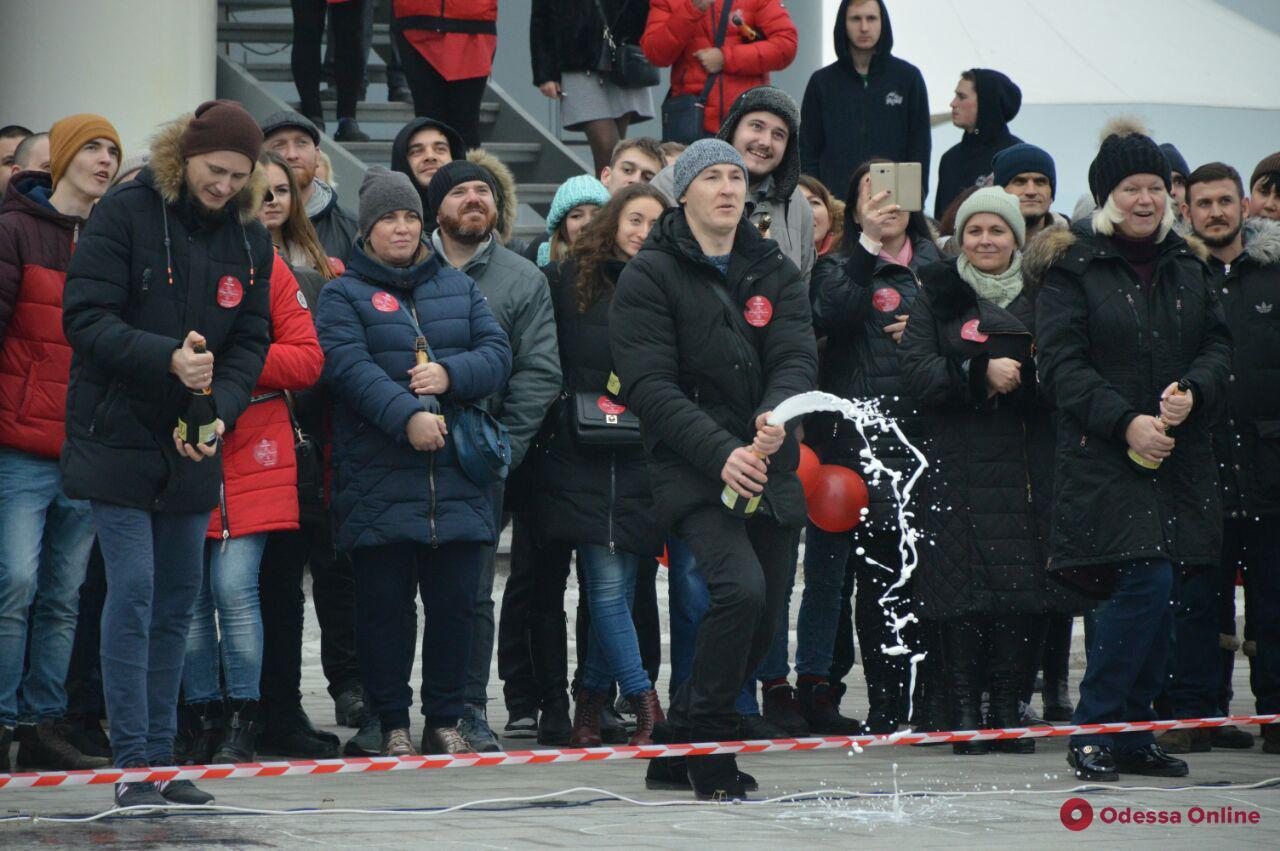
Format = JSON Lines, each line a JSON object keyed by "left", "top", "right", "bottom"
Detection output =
{"left": 1033, "top": 223, "right": 1232, "bottom": 573}
{"left": 61, "top": 115, "right": 273, "bottom": 512}
{"left": 1207, "top": 217, "right": 1280, "bottom": 519}
{"left": 810, "top": 234, "right": 938, "bottom": 534}
{"left": 531, "top": 258, "right": 661, "bottom": 556}
{"left": 530, "top": 0, "right": 649, "bottom": 84}
{"left": 899, "top": 259, "right": 1067, "bottom": 619}
{"left": 610, "top": 209, "right": 818, "bottom": 529}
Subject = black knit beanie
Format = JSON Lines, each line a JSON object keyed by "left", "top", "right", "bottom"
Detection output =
{"left": 1088, "top": 119, "right": 1171, "bottom": 206}
{"left": 427, "top": 160, "right": 496, "bottom": 216}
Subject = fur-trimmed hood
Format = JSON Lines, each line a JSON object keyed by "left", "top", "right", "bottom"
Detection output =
{"left": 1021, "top": 221, "right": 1211, "bottom": 290}
{"left": 144, "top": 112, "right": 267, "bottom": 225}
{"left": 1242, "top": 216, "right": 1280, "bottom": 267}
{"left": 467, "top": 148, "right": 517, "bottom": 245}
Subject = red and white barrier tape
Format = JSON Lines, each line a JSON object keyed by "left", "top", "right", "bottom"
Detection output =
{"left": 2, "top": 714, "right": 1275, "bottom": 791}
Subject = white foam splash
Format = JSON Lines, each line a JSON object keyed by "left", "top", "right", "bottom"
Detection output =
{"left": 769, "top": 391, "right": 929, "bottom": 720}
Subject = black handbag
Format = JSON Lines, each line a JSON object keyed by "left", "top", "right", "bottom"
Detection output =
{"left": 281, "top": 390, "right": 328, "bottom": 527}
{"left": 592, "top": 0, "right": 659, "bottom": 89}
{"left": 661, "top": 0, "right": 733, "bottom": 144}
{"left": 569, "top": 389, "right": 641, "bottom": 448}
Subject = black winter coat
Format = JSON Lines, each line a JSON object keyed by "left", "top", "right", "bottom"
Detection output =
{"left": 531, "top": 258, "right": 661, "bottom": 556}
{"left": 899, "top": 259, "right": 1067, "bottom": 619}
{"left": 530, "top": 0, "right": 649, "bottom": 84}
{"left": 1033, "top": 224, "right": 1232, "bottom": 573}
{"left": 610, "top": 209, "right": 818, "bottom": 529}
{"left": 1207, "top": 218, "right": 1280, "bottom": 519}
{"left": 933, "top": 69, "right": 1023, "bottom": 219}
{"left": 799, "top": 0, "right": 931, "bottom": 201}
{"left": 61, "top": 117, "right": 273, "bottom": 513}
{"left": 810, "top": 234, "right": 938, "bottom": 534}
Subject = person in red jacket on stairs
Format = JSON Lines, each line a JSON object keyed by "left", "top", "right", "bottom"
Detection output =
{"left": 174, "top": 253, "right": 323, "bottom": 767}
{"left": 641, "top": 0, "right": 798, "bottom": 138}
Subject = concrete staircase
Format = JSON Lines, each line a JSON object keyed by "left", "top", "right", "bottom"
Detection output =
{"left": 215, "top": 0, "right": 590, "bottom": 241}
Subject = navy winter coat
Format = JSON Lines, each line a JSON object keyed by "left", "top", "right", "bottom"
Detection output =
{"left": 316, "top": 241, "right": 512, "bottom": 551}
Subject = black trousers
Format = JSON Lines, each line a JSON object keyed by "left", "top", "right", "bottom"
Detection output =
{"left": 291, "top": 0, "right": 367, "bottom": 119}
{"left": 668, "top": 506, "right": 793, "bottom": 734}
{"left": 395, "top": 30, "right": 487, "bottom": 149}
{"left": 258, "top": 522, "right": 361, "bottom": 722}
{"left": 65, "top": 542, "right": 107, "bottom": 719}
{"left": 498, "top": 512, "right": 573, "bottom": 713}
{"left": 352, "top": 541, "right": 482, "bottom": 730}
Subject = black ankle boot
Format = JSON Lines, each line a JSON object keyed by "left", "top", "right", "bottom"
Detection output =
{"left": 686, "top": 752, "right": 747, "bottom": 801}
{"left": 181, "top": 701, "right": 224, "bottom": 765}
{"left": 989, "top": 617, "right": 1039, "bottom": 753}
{"left": 944, "top": 620, "right": 989, "bottom": 755}
{"left": 212, "top": 700, "right": 260, "bottom": 764}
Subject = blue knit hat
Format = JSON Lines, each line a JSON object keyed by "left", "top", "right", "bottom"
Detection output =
{"left": 537, "top": 175, "right": 611, "bottom": 266}
{"left": 672, "top": 139, "right": 747, "bottom": 203}
{"left": 1159, "top": 143, "right": 1190, "bottom": 178}
{"left": 993, "top": 143, "right": 1056, "bottom": 197}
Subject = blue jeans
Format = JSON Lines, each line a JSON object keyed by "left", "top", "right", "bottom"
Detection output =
{"left": 666, "top": 537, "right": 758, "bottom": 715}
{"left": 93, "top": 503, "right": 208, "bottom": 768}
{"left": 1166, "top": 565, "right": 1231, "bottom": 717}
{"left": 578, "top": 545, "right": 651, "bottom": 697}
{"left": 1073, "top": 558, "right": 1174, "bottom": 753}
{"left": 182, "top": 534, "right": 268, "bottom": 703}
{"left": 0, "top": 449, "right": 95, "bottom": 728}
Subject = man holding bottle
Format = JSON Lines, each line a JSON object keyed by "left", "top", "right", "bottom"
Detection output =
{"left": 609, "top": 139, "right": 816, "bottom": 800}
{"left": 61, "top": 100, "right": 272, "bottom": 809}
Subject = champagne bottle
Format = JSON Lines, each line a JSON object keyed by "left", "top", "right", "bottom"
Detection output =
{"left": 414, "top": 336, "right": 442, "bottom": 418}
{"left": 1126, "top": 378, "right": 1190, "bottom": 475}
{"left": 721, "top": 448, "right": 764, "bottom": 516}
{"left": 177, "top": 342, "right": 218, "bottom": 447}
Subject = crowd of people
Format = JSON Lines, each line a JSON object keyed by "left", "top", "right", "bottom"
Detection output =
{"left": 0, "top": 0, "right": 1278, "bottom": 810}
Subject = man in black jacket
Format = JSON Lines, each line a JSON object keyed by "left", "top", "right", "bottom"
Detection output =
{"left": 61, "top": 100, "right": 272, "bottom": 809}
{"left": 261, "top": 110, "right": 358, "bottom": 265}
{"left": 934, "top": 68, "right": 1023, "bottom": 219}
{"left": 611, "top": 139, "right": 817, "bottom": 799}
{"left": 800, "top": 0, "right": 930, "bottom": 202}
{"left": 1166, "top": 163, "right": 1280, "bottom": 754}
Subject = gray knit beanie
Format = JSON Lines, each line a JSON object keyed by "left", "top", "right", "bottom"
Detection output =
{"left": 671, "top": 139, "right": 747, "bottom": 203}
{"left": 358, "top": 166, "right": 424, "bottom": 236}
{"left": 954, "top": 186, "right": 1027, "bottom": 248}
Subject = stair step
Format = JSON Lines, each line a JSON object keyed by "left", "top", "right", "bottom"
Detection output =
{"left": 518, "top": 184, "right": 559, "bottom": 207}
{"left": 219, "top": 21, "right": 391, "bottom": 46}
{"left": 338, "top": 141, "right": 541, "bottom": 167}
{"left": 247, "top": 62, "right": 387, "bottom": 83}
{"left": 293, "top": 101, "right": 498, "bottom": 127}
{"left": 219, "top": 0, "right": 292, "bottom": 8}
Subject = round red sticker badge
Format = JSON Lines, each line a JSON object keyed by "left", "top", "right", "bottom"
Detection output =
{"left": 872, "top": 287, "right": 901, "bottom": 313}
{"left": 371, "top": 292, "right": 398, "bottom": 312}
{"left": 743, "top": 295, "right": 773, "bottom": 327}
{"left": 960, "top": 318, "right": 989, "bottom": 342}
{"left": 216, "top": 276, "right": 243, "bottom": 308}
{"left": 597, "top": 396, "right": 627, "bottom": 416}
{"left": 253, "top": 438, "right": 279, "bottom": 468}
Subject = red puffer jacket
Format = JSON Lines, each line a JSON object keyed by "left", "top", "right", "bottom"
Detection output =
{"left": 208, "top": 253, "right": 323, "bottom": 542}
{"left": 0, "top": 171, "right": 86, "bottom": 459}
{"left": 394, "top": 0, "right": 498, "bottom": 81}
{"left": 642, "top": 0, "right": 797, "bottom": 134}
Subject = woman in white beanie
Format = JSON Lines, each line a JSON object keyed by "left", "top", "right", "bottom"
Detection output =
{"left": 899, "top": 187, "right": 1076, "bottom": 755}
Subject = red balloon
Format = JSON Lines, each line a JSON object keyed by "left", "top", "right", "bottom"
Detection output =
{"left": 807, "top": 464, "right": 869, "bottom": 533}
{"left": 797, "top": 444, "right": 821, "bottom": 500}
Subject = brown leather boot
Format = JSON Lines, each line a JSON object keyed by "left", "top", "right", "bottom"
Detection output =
{"left": 628, "top": 689, "right": 665, "bottom": 746}
{"left": 569, "top": 691, "right": 606, "bottom": 747}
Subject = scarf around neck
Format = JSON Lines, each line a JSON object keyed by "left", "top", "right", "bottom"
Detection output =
{"left": 958, "top": 252, "right": 1024, "bottom": 309}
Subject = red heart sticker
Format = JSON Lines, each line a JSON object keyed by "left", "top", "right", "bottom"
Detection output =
{"left": 961, "top": 318, "right": 989, "bottom": 342}
{"left": 216, "top": 276, "right": 243, "bottom": 308}
{"left": 872, "top": 287, "right": 902, "bottom": 313}
{"left": 372, "top": 292, "right": 398, "bottom": 312}
{"left": 597, "top": 396, "right": 627, "bottom": 416}
{"left": 743, "top": 295, "right": 773, "bottom": 327}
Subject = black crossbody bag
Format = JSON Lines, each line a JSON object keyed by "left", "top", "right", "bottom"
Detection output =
{"left": 592, "top": 0, "right": 660, "bottom": 89}
{"left": 661, "top": 0, "right": 733, "bottom": 144}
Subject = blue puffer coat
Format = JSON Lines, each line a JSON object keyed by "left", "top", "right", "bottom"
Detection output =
{"left": 316, "top": 240, "right": 512, "bottom": 551}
